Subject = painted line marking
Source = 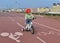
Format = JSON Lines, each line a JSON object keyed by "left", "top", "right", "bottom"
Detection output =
{"left": 9, "top": 17, "right": 15, "bottom": 21}
{"left": 8, "top": 32, "right": 23, "bottom": 42}
{"left": 34, "top": 22, "right": 60, "bottom": 32}
{"left": 17, "top": 22, "right": 24, "bottom": 28}
{"left": 0, "top": 32, "right": 23, "bottom": 42}
{"left": 35, "top": 15, "right": 44, "bottom": 17}
{"left": 8, "top": 17, "right": 24, "bottom": 31}
{"left": 41, "top": 32, "right": 47, "bottom": 36}
{"left": 0, "top": 32, "right": 9, "bottom": 37}
{"left": 36, "top": 36, "right": 46, "bottom": 43}
{"left": 48, "top": 31, "right": 55, "bottom": 35}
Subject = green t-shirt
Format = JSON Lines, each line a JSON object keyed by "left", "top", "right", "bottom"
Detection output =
{"left": 25, "top": 14, "right": 34, "bottom": 19}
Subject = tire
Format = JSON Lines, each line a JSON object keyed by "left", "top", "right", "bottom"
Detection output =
{"left": 30, "top": 26, "right": 34, "bottom": 34}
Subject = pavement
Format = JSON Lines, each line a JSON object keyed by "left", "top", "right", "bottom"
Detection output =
{"left": 0, "top": 12, "right": 60, "bottom": 43}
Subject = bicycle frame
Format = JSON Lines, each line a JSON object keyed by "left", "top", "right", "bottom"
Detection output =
{"left": 26, "top": 22, "right": 33, "bottom": 30}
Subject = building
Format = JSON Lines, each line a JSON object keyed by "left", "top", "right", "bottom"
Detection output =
{"left": 51, "top": 3, "right": 60, "bottom": 12}
{"left": 37, "top": 8, "right": 49, "bottom": 13}
{"left": 31, "top": 8, "right": 38, "bottom": 13}
{"left": 10, "top": 8, "right": 22, "bottom": 12}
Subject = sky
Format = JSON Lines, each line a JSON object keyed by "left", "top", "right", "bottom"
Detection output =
{"left": 0, "top": 0, "right": 60, "bottom": 9}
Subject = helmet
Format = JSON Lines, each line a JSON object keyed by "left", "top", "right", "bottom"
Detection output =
{"left": 25, "top": 8, "right": 31, "bottom": 13}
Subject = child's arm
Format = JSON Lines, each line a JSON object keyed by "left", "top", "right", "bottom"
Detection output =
{"left": 31, "top": 14, "right": 36, "bottom": 20}
{"left": 25, "top": 14, "right": 27, "bottom": 19}
{"left": 31, "top": 13, "right": 36, "bottom": 19}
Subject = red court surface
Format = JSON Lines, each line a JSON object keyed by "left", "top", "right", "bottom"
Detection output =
{"left": 0, "top": 12, "right": 60, "bottom": 43}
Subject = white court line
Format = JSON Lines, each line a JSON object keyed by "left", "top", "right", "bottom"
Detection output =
{"left": 36, "top": 36, "right": 46, "bottom": 43}
{"left": 34, "top": 22, "right": 60, "bottom": 32}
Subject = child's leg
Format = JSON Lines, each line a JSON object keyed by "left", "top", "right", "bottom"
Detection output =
{"left": 25, "top": 19, "right": 32, "bottom": 30}
{"left": 24, "top": 19, "right": 28, "bottom": 29}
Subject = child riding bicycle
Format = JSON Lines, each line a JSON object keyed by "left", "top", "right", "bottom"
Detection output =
{"left": 24, "top": 8, "right": 35, "bottom": 30}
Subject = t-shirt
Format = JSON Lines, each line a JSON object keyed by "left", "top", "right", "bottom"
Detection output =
{"left": 25, "top": 14, "right": 34, "bottom": 19}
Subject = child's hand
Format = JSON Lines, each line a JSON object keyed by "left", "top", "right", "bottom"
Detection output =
{"left": 33, "top": 17, "right": 36, "bottom": 20}
{"left": 34, "top": 17, "right": 36, "bottom": 19}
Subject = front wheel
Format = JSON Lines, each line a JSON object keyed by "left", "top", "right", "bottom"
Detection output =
{"left": 30, "top": 26, "right": 34, "bottom": 34}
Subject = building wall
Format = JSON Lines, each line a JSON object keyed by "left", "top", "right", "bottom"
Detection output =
{"left": 51, "top": 5, "right": 60, "bottom": 12}
{"left": 37, "top": 8, "right": 49, "bottom": 13}
{"left": 31, "top": 8, "right": 37, "bottom": 13}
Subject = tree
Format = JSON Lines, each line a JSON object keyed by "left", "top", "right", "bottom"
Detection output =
{"left": 57, "top": 3, "right": 60, "bottom": 5}
{"left": 53, "top": 3, "right": 57, "bottom": 6}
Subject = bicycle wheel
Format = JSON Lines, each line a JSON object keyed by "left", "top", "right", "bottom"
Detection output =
{"left": 30, "top": 26, "right": 34, "bottom": 34}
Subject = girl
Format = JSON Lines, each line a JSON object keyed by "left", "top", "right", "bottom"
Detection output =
{"left": 25, "top": 8, "right": 35, "bottom": 30}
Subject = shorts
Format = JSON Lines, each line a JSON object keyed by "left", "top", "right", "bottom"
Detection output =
{"left": 26, "top": 19, "right": 32, "bottom": 24}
